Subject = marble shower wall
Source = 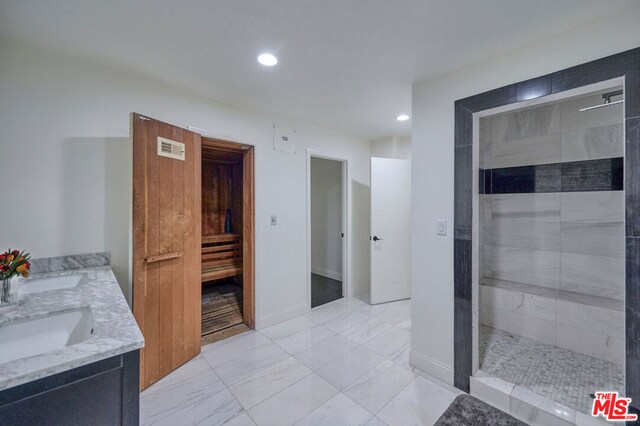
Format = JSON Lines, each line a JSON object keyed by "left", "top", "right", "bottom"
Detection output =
{"left": 480, "top": 92, "right": 625, "bottom": 301}
{"left": 478, "top": 91, "right": 625, "bottom": 363}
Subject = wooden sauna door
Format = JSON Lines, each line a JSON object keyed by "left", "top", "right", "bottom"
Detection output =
{"left": 132, "top": 113, "right": 202, "bottom": 390}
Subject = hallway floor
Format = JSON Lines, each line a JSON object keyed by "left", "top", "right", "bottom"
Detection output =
{"left": 480, "top": 325, "right": 624, "bottom": 415}
{"left": 311, "top": 274, "right": 343, "bottom": 308}
{"left": 141, "top": 295, "right": 463, "bottom": 425}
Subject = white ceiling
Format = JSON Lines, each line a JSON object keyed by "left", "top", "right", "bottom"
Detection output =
{"left": 0, "top": 0, "right": 635, "bottom": 139}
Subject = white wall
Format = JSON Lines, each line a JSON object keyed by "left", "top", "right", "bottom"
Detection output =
{"left": 410, "top": 3, "right": 640, "bottom": 383}
{"left": 310, "top": 158, "right": 343, "bottom": 281}
{"left": 0, "top": 40, "right": 371, "bottom": 329}
{"left": 371, "top": 136, "right": 411, "bottom": 160}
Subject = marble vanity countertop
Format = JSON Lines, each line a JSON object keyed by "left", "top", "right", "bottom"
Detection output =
{"left": 0, "top": 266, "right": 144, "bottom": 391}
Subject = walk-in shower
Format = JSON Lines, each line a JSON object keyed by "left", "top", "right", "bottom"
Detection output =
{"left": 476, "top": 85, "right": 625, "bottom": 416}
{"left": 453, "top": 47, "right": 640, "bottom": 425}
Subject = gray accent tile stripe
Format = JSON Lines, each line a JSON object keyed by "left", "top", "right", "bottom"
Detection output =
{"left": 481, "top": 157, "right": 623, "bottom": 194}
{"left": 562, "top": 157, "right": 624, "bottom": 192}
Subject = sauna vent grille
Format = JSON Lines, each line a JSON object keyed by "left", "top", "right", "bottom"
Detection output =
{"left": 157, "top": 137, "right": 185, "bottom": 161}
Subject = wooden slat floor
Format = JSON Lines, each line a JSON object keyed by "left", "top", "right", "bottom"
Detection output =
{"left": 201, "top": 280, "right": 245, "bottom": 344}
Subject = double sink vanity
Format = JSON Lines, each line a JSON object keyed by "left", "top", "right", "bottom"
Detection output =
{"left": 0, "top": 254, "right": 144, "bottom": 425}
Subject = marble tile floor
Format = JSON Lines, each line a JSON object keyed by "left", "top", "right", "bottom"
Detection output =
{"left": 479, "top": 325, "right": 624, "bottom": 415}
{"left": 141, "top": 295, "right": 464, "bottom": 425}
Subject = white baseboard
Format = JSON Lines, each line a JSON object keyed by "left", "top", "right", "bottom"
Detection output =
{"left": 409, "top": 349, "right": 454, "bottom": 385}
{"left": 255, "top": 302, "right": 309, "bottom": 330}
{"left": 311, "top": 266, "right": 342, "bottom": 281}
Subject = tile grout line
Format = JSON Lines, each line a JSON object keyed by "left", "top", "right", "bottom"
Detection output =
{"left": 221, "top": 325, "right": 316, "bottom": 411}
{"left": 140, "top": 366, "right": 239, "bottom": 425}
{"left": 302, "top": 308, "right": 418, "bottom": 416}
{"left": 200, "top": 330, "right": 314, "bottom": 413}
{"left": 194, "top": 355, "right": 252, "bottom": 424}
{"left": 248, "top": 373, "right": 339, "bottom": 425}
{"left": 372, "top": 374, "right": 420, "bottom": 418}
{"left": 220, "top": 410, "right": 254, "bottom": 426}
{"left": 292, "top": 336, "right": 415, "bottom": 424}
{"left": 243, "top": 406, "right": 259, "bottom": 426}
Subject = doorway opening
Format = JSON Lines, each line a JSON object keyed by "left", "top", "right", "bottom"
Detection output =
{"left": 307, "top": 152, "right": 348, "bottom": 309}
{"left": 132, "top": 114, "right": 255, "bottom": 390}
{"left": 200, "top": 138, "right": 255, "bottom": 345}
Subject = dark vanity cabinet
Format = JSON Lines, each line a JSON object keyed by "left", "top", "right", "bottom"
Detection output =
{"left": 0, "top": 350, "right": 139, "bottom": 425}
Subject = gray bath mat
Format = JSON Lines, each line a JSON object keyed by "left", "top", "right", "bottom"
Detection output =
{"left": 435, "top": 394, "right": 526, "bottom": 426}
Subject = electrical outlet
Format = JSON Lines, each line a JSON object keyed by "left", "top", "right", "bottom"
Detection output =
{"left": 270, "top": 215, "right": 277, "bottom": 226}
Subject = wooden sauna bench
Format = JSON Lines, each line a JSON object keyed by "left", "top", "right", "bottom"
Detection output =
{"left": 201, "top": 233, "right": 245, "bottom": 343}
{"left": 201, "top": 234, "right": 243, "bottom": 282}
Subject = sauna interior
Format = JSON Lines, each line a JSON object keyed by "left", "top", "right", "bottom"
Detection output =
{"left": 200, "top": 139, "right": 250, "bottom": 344}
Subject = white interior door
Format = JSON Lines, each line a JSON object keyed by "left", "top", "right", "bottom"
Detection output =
{"left": 370, "top": 157, "right": 411, "bottom": 304}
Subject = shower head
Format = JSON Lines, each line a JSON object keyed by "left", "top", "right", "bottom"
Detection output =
{"left": 579, "top": 90, "right": 623, "bottom": 112}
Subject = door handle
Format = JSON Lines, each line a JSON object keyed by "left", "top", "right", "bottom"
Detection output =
{"left": 372, "top": 236, "right": 383, "bottom": 242}
{"left": 146, "top": 251, "right": 183, "bottom": 263}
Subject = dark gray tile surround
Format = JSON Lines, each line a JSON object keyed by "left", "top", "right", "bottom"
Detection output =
{"left": 627, "top": 117, "right": 640, "bottom": 237}
{"left": 516, "top": 75, "right": 553, "bottom": 102}
{"left": 453, "top": 47, "right": 640, "bottom": 414}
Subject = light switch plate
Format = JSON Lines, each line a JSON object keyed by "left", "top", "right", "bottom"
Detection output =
{"left": 436, "top": 220, "right": 447, "bottom": 236}
{"left": 270, "top": 215, "right": 277, "bottom": 226}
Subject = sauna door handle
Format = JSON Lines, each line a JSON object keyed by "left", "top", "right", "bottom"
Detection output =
{"left": 146, "top": 251, "right": 183, "bottom": 263}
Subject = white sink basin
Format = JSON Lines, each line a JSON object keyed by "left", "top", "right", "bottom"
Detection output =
{"left": 24, "top": 274, "right": 86, "bottom": 294}
{"left": 0, "top": 307, "right": 94, "bottom": 364}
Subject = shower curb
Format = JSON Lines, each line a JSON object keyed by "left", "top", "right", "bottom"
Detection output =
{"left": 470, "top": 370, "right": 609, "bottom": 425}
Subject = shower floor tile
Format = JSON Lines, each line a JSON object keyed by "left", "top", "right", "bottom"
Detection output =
{"left": 479, "top": 325, "right": 624, "bottom": 414}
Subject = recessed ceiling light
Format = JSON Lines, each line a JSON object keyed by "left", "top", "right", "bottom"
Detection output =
{"left": 396, "top": 114, "right": 410, "bottom": 122}
{"left": 258, "top": 53, "right": 278, "bottom": 66}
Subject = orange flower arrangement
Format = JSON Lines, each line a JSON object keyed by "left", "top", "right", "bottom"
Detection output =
{"left": 0, "top": 249, "right": 31, "bottom": 280}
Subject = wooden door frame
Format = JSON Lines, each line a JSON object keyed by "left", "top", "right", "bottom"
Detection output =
{"left": 202, "top": 137, "right": 255, "bottom": 329}
{"left": 305, "top": 148, "right": 349, "bottom": 308}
